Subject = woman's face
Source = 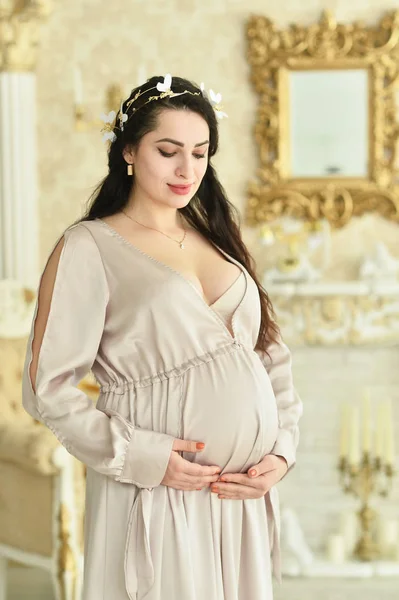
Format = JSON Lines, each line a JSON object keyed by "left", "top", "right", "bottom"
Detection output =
{"left": 125, "top": 109, "right": 210, "bottom": 209}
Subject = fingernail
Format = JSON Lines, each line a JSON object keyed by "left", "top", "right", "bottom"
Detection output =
{"left": 211, "top": 486, "right": 219, "bottom": 492}
{"left": 196, "top": 442, "right": 205, "bottom": 449}
{"left": 250, "top": 469, "right": 257, "bottom": 477}
{"left": 219, "top": 477, "right": 226, "bottom": 482}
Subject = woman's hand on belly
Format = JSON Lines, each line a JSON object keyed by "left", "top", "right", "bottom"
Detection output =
{"left": 161, "top": 439, "right": 223, "bottom": 491}
{"left": 210, "top": 455, "right": 288, "bottom": 500}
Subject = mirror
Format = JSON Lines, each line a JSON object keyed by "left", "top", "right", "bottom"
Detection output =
{"left": 245, "top": 10, "right": 399, "bottom": 228}
{"left": 288, "top": 69, "right": 369, "bottom": 178}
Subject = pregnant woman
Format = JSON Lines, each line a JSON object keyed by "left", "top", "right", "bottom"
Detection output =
{"left": 22, "top": 74, "right": 302, "bottom": 600}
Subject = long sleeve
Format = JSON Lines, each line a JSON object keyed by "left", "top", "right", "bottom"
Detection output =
{"left": 257, "top": 337, "right": 303, "bottom": 472}
{"left": 22, "top": 223, "right": 175, "bottom": 489}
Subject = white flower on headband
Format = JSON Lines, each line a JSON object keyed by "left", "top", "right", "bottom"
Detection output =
{"left": 200, "top": 81, "right": 209, "bottom": 100}
{"left": 209, "top": 89, "right": 228, "bottom": 119}
{"left": 103, "top": 130, "right": 117, "bottom": 142}
{"left": 100, "top": 110, "right": 116, "bottom": 124}
{"left": 200, "top": 83, "right": 228, "bottom": 119}
{"left": 156, "top": 73, "right": 172, "bottom": 93}
{"left": 209, "top": 89, "right": 222, "bottom": 105}
{"left": 119, "top": 101, "right": 128, "bottom": 131}
{"left": 100, "top": 110, "right": 117, "bottom": 143}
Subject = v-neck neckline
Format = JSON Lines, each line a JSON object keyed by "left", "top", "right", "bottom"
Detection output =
{"left": 94, "top": 217, "right": 248, "bottom": 343}
{"left": 209, "top": 271, "right": 244, "bottom": 308}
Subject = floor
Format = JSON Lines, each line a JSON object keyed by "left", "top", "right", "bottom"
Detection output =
{"left": 6, "top": 566, "right": 54, "bottom": 600}
{"left": 5, "top": 565, "right": 399, "bottom": 599}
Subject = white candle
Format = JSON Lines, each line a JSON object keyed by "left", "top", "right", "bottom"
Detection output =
{"left": 74, "top": 66, "right": 84, "bottom": 105}
{"left": 377, "top": 517, "right": 399, "bottom": 558}
{"left": 349, "top": 406, "right": 360, "bottom": 465}
{"left": 327, "top": 534, "right": 346, "bottom": 564}
{"left": 362, "top": 389, "right": 372, "bottom": 454}
{"left": 339, "top": 511, "right": 358, "bottom": 556}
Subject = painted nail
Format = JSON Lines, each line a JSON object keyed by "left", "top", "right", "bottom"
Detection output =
{"left": 250, "top": 469, "right": 257, "bottom": 476}
{"left": 196, "top": 442, "right": 205, "bottom": 449}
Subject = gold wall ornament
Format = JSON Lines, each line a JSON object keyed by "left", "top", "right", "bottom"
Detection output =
{"left": 57, "top": 503, "right": 78, "bottom": 600}
{"left": 245, "top": 10, "right": 399, "bottom": 229}
{"left": 0, "top": 0, "right": 53, "bottom": 72}
{"left": 74, "top": 81, "right": 125, "bottom": 133}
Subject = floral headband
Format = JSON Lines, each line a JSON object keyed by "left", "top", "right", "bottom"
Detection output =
{"left": 100, "top": 73, "right": 228, "bottom": 143}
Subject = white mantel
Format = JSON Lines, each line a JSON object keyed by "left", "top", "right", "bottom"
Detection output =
{"left": 266, "top": 280, "right": 399, "bottom": 346}
{"left": 282, "top": 556, "right": 399, "bottom": 578}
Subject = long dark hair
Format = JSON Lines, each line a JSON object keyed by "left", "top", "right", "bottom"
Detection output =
{"left": 74, "top": 75, "right": 279, "bottom": 354}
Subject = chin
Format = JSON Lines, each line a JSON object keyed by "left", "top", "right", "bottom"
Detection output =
{"left": 168, "top": 196, "right": 194, "bottom": 209}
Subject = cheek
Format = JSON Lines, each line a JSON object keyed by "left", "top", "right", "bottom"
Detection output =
{"left": 196, "top": 161, "right": 208, "bottom": 180}
{"left": 141, "top": 155, "right": 168, "bottom": 181}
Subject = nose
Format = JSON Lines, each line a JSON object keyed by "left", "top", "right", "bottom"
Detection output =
{"left": 176, "top": 154, "right": 195, "bottom": 180}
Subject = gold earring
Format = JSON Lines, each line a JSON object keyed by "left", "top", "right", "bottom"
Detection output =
{"left": 127, "top": 163, "right": 134, "bottom": 176}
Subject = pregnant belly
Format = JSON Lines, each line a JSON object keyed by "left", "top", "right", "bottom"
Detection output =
{"left": 180, "top": 348, "right": 279, "bottom": 474}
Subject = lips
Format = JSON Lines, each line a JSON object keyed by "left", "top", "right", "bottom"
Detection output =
{"left": 168, "top": 184, "right": 193, "bottom": 188}
{"left": 167, "top": 183, "right": 193, "bottom": 195}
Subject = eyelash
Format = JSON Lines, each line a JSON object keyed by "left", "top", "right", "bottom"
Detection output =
{"left": 158, "top": 149, "right": 206, "bottom": 160}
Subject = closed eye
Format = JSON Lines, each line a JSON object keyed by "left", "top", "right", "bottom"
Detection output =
{"left": 158, "top": 149, "right": 206, "bottom": 159}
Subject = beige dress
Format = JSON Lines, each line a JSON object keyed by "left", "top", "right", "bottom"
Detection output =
{"left": 22, "top": 218, "right": 302, "bottom": 600}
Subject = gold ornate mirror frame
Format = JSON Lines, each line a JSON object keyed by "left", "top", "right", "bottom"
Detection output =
{"left": 245, "top": 10, "right": 399, "bottom": 228}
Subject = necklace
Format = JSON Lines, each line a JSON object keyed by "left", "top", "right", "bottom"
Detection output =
{"left": 121, "top": 209, "right": 187, "bottom": 250}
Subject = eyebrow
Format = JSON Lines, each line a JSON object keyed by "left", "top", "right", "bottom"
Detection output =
{"left": 155, "top": 138, "right": 209, "bottom": 148}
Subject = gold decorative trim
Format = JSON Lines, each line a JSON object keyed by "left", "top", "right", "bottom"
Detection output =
{"left": 0, "top": 1, "right": 53, "bottom": 72}
{"left": 245, "top": 10, "right": 399, "bottom": 228}
{"left": 57, "top": 503, "right": 77, "bottom": 600}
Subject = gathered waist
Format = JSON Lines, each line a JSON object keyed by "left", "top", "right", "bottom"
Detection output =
{"left": 98, "top": 339, "right": 246, "bottom": 393}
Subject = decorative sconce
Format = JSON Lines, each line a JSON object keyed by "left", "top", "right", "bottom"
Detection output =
{"left": 73, "top": 66, "right": 125, "bottom": 132}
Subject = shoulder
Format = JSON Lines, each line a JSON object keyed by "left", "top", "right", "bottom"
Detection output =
{"left": 43, "top": 221, "right": 107, "bottom": 286}
{"left": 64, "top": 219, "right": 99, "bottom": 244}
{"left": 52, "top": 220, "right": 104, "bottom": 263}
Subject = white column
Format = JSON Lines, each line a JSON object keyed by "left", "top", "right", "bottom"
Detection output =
{"left": 0, "top": 72, "right": 39, "bottom": 288}
{"left": 0, "top": 555, "right": 7, "bottom": 600}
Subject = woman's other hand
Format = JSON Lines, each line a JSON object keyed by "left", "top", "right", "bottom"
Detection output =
{"left": 210, "top": 455, "right": 288, "bottom": 500}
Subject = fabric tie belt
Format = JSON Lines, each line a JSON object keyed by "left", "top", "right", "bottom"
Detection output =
{"left": 124, "top": 488, "right": 155, "bottom": 599}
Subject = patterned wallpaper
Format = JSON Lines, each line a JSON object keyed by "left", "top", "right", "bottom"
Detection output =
{"left": 36, "top": 0, "right": 399, "bottom": 275}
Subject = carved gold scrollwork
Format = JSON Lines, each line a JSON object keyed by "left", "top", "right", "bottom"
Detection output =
{"left": 57, "top": 503, "right": 77, "bottom": 600}
{"left": 245, "top": 10, "right": 399, "bottom": 228}
{"left": 0, "top": 0, "right": 52, "bottom": 72}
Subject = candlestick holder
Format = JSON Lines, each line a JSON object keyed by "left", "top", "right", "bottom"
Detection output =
{"left": 74, "top": 83, "right": 124, "bottom": 132}
{"left": 338, "top": 453, "right": 395, "bottom": 561}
